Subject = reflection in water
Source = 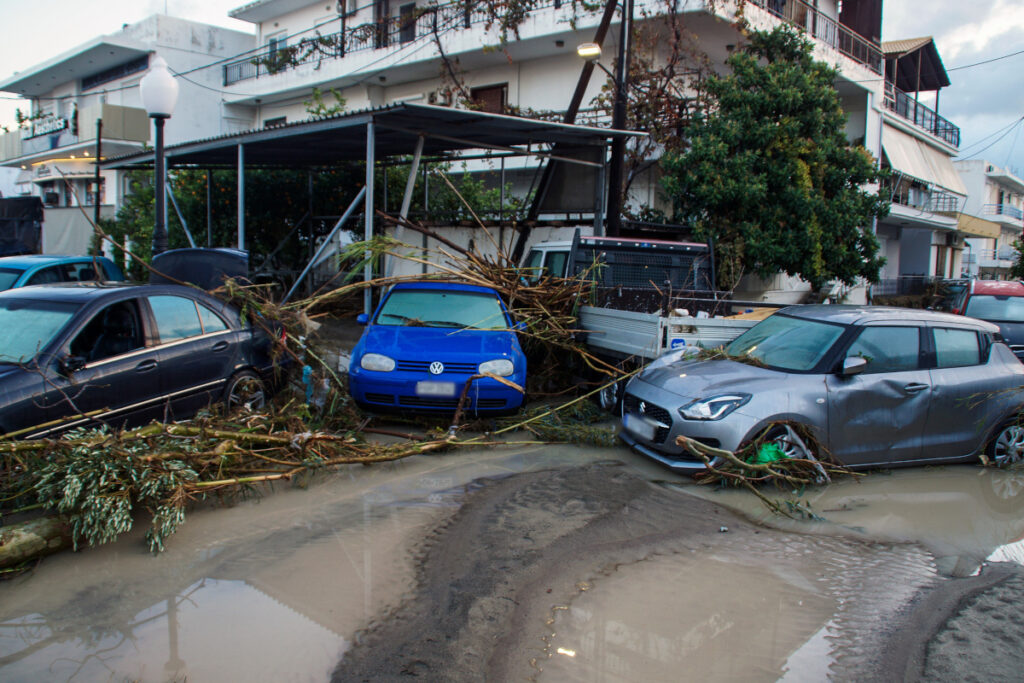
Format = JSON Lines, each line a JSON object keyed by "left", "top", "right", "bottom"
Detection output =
{"left": 685, "top": 466, "right": 1024, "bottom": 577}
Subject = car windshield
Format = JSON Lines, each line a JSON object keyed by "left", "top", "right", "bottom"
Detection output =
{"left": 0, "top": 298, "right": 80, "bottom": 363}
{"left": 0, "top": 267, "right": 24, "bottom": 291}
{"left": 965, "top": 295, "right": 1024, "bottom": 322}
{"left": 375, "top": 289, "right": 509, "bottom": 329}
{"left": 724, "top": 313, "right": 846, "bottom": 371}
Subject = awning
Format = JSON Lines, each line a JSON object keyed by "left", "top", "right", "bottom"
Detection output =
{"left": 956, "top": 213, "right": 1001, "bottom": 239}
{"left": 882, "top": 124, "right": 967, "bottom": 195}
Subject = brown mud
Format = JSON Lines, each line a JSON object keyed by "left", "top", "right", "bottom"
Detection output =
{"left": 2, "top": 447, "right": 1023, "bottom": 682}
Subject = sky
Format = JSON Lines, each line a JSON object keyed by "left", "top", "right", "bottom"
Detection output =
{"left": 0, "top": 0, "right": 1022, "bottom": 177}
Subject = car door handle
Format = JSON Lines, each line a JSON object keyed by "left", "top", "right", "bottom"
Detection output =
{"left": 136, "top": 359, "right": 158, "bottom": 372}
{"left": 904, "top": 383, "right": 929, "bottom": 394}
{"left": 212, "top": 341, "right": 229, "bottom": 352}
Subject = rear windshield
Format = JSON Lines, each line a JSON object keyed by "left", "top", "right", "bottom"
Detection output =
{"left": 0, "top": 267, "right": 24, "bottom": 291}
{"left": 725, "top": 314, "right": 846, "bottom": 371}
{"left": 965, "top": 294, "right": 1024, "bottom": 322}
{"left": 375, "top": 289, "right": 509, "bottom": 329}
{"left": 0, "top": 299, "right": 81, "bottom": 362}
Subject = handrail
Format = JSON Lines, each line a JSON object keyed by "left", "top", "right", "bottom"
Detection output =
{"left": 883, "top": 83, "right": 960, "bottom": 147}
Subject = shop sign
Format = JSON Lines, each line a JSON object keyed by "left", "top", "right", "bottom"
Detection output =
{"left": 21, "top": 115, "right": 69, "bottom": 140}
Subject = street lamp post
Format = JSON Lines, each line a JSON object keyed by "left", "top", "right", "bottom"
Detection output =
{"left": 140, "top": 55, "right": 179, "bottom": 256}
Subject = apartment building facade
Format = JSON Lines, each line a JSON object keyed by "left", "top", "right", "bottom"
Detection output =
{"left": 0, "top": 15, "right": 253, "bottom": 254}
{"left": 954, "top": 159, "right": 1024, "bottom": 279}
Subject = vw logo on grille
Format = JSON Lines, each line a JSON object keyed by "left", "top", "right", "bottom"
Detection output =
{"left": 429, "top": 361, "right": 445, "bottom": 375}
{"left": 639, "top": 401, "right": 647, "bottom": 415}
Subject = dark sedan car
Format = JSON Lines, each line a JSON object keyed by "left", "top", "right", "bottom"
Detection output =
{"left": 0, "top": 282, "right": 279, "bottom": 437}
{"left": 621, "top": 306, "right": 1024, "bottom": 473}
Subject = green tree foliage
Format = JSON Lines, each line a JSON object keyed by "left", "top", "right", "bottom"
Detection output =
{"left": 661, "top": 25, "right": 888, "bottom": 290}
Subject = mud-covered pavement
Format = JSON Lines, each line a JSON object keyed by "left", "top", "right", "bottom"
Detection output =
{"left": 1, "top": 441, "right": 1023, "bottom": 681}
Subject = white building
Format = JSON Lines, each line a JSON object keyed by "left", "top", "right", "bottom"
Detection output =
{"left": 872, "top": 37, "right": 974, "bottom": 296}
{"left": 954, "top": 159, "right": 1024, "bottom": 279}
{"left": 0, "top": 15, "right": 254, "bottom": 254}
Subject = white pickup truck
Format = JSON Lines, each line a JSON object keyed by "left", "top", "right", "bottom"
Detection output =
{"left": 524, "top": 231, "right": 782, "bottom": 409}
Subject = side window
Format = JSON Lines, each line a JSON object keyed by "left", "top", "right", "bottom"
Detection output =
{"left": 845, "top": 326, "right": 921, "bottom": 373}
{"left": 198, "top": 303, "right": 228, "bottom": 333}
{"left": 150, "top": 295, "right": 203, "bottom": 343}
{"left": 546, "top": 251, "right": 569, "bottom": 279}
{"left": 66, "top": 262, "right": 100, "bottom": 282}
{"left": 934, "top": 328, "right": 981, "bottom": 368}
{"left": 71, "top": 301, "right": 143, "bottom": 362}
{"left": 25, "top": 266, "right": 63, "bottom": 286}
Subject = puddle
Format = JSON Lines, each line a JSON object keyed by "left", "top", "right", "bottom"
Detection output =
{"left": 682, "top": 465, "right": 1024, "bottom": 577}
{"left": 0, "top": 444, "right": 614, "bottom": 682}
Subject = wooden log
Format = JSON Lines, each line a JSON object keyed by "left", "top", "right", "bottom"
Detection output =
{"left": 0, "top": 517, "right": 72, "bottom": 569}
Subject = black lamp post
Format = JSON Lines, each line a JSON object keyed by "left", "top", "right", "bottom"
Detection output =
{"left": 140, "top": 55, "right": 179, "bottom": 256}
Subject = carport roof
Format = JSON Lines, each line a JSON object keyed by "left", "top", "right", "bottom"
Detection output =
{"left": 102, "top": 102, "right": 642, "bottom": 170}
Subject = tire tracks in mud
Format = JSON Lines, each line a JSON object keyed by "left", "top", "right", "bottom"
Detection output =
{"left": 329, "top": 462, "right": 950, "bottom": 681}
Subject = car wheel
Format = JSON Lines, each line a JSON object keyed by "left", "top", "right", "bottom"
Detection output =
{"left": 598, "top": 378, "right": 622, "bottom": 413}
{"left": 987, "top": 418, "right": 1024, "bottom": 466}
{"left": 763, "top": 425, "right": 812, "bottom": 460}
{"left": 224, "top": 370, "right": 266, "bottom": 413}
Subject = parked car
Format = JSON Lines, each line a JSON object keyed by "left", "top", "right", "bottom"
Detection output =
{"left": 951, "top": 279, "right": 1024, "bottom": 360}
{"left": 348, "top": 281, "right": 526, "bottom": 415}
{"left": 0, "top": 282, "right": 280, "bottom": 437}
{"left": 620, "top": 305, "right": 1024, "bottom": 473}
{"left": 0, "top": 254, "right": 123, "bottom": 291}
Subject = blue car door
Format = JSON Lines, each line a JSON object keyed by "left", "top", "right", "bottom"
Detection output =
{"left": 146, "top": 294, "right": 241, "bottom": 418}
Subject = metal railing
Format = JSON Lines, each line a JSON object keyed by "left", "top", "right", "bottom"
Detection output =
{"left": 883, "top": 83, "right": 961, "bottom": 147}
{"left": 881, "top": 176, "right": 962, "bottom": 213}
{"left": 984, "top": 203, "right": 1024, "bottom": 221}
{"left": 225, "top": 0, "right": 556, "bottom": 85}
{"left": 873, "top": 275, "right": 941, "bottom": 296}
{"left": 748, "top": 0, "right": 882, "bottom": 73}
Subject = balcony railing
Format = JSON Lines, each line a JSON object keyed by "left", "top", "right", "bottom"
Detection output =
{"left": 874, "top": 275, "right": 941, "bottom": 297}
{"left": 225, "top": 0, "right": 557, "bottom": 85}
{"left": 881, "top": 176, "right": 962, "bottom": 213}
{"left": 748, "top": 0, "right": 881, "bottom": 73}
{"left": 984, "top": 203, "right": 1024, "bottom": 221}
{"left": 883, "top": 83, "right": 961, "bottom": 147}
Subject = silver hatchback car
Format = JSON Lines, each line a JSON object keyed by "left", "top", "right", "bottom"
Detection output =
{"left": 620, "top": 306, "right": 1024, "bottom": 472}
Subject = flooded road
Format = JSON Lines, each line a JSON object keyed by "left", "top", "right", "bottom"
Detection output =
{"left": 2, "top": 444, "right": 1023, "bottom": 681}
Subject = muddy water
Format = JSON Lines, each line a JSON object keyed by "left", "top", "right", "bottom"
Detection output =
{"left": 683, "top": 465, "right": 1024, "bottom": 578}
{"left": 2, "top": 445, "right": 1022, "bottom": 682}
{"left": 0, "top": 445, "right": 606, "bottom": 682}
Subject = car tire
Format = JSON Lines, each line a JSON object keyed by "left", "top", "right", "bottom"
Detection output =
{"left": 987, "top": 417, "right": 1024, "bottom": 467}
{"left": 597, "top": 378, "right": 622, "bottom": 413}
{"left": 763, "top": 425, "right": 812, "bottom": 460}
{"left": 224, "top": 370, "right": 266, "bottom": 413}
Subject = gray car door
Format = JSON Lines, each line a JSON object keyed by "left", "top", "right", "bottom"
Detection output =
{"left": 922, "top": 326, "right": 1022, "bottom": 461}
{"left": 825, "top": 324, "right": 931, "bottom": 467}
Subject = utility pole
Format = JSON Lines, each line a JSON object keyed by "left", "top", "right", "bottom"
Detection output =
{"left": 606, "top": 0, "right": 633, "bottom": 237}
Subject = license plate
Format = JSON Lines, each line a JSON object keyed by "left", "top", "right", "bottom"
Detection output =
{"left": 416, "top": 381, "right": 456, "bottom": 397}
{"left": 623, "top": 413, "right": 657, "bottom": 441}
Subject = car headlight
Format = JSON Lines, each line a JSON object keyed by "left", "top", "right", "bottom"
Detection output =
{"left": 479, "top": 358, "right": 514, "bottom": 377}
{"left": 679, "top": 394, "right": 750, "bottom": 421}
{"left": 360, "top": 353, "right": 396, "bottom": 372}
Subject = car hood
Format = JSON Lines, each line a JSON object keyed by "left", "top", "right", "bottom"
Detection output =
{"left": 635, "top": 358, "right": 787, "bottom": 400}
{"left": 356, "top": 325, "right": 519, "bottom": 360}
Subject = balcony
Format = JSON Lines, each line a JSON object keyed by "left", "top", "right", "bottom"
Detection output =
{"left": 881, "top": 176, "right": 961, "bottom": 214}
{"left": 968, "top": 248, "right": 1018, "bottom": 270}
{"left": 224, "top": 0, "right": 883, "bottom": 87}
{"left": 747, "top": 0, "right": 881, "bottom": 73}
{"left": 984, "top": 203, "right": 1024, "bottom": 225}
{"left": 883, "top": 83, "right": 960, "bottom": 147}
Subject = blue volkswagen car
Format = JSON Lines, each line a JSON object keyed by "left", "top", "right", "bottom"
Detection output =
{"left": 348, "top": 281, "right": 527, "bottom": 415}
{"left": 0, "top": 255, "right": 123, "bottom": 290}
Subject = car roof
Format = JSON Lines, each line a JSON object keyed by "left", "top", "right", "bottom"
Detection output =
{"left": 390, "top": 280, "right": 500, "bottom": 295}
{"left": 783, "top": 304, "right": 999, "bottom": 331}
{"left": 970, "top": 280, "right": 1024, "bottom": 296}
{"left": 0, "top": 254, "right": 111, "bottom": 269}
{"left": 0, "top": 281, "right": 201, "bottom": 303}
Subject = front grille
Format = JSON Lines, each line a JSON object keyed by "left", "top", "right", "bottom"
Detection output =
{"left": 399, "top": 396, "right": 460, "bottom": 408}
{"left": 365, "top": 393, "right": 394, "bottom": 404}
{"left": 476, "top": 399, "right": 506, "bottom": 409}
{"left": 397, "top": 360, "right": 478, "bottom": 374}
{"left": 623, "top": 394, "right": 672, "bottom": 444}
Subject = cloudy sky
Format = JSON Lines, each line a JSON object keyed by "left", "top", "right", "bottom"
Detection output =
{"left": 1, "top": 0, "right": 1023, "bottom": 175}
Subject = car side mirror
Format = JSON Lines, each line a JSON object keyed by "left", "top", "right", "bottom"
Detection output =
{"left": 840, "top": 356, "right": 868, "bottom": 377}
{"left": 356, "top": 313, "right": 368, "bottom": 325}
{"left": 60, "top": 355, "right": 86, "bottom": 376}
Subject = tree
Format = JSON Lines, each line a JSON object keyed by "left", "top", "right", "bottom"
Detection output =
{"left": 661, "top": 25, "right": 888, "bottom": 290}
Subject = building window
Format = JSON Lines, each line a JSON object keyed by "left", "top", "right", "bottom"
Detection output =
{"left": 263, "top": 116, "right": 287, "bottom": 128}
{"left": 470, "top": 84, "right": 507, "bottom": 114}
{"left": 86, "top": 178, "right": 105, "bottom": 206}
{"left": 82, "top": 55, "right": 149, "bottom": 91}
{"left": 267, "top": 32, "right": 288, "bottom": 55}
{"left": 399, "top": 3, "right": 417, "bottom": 43}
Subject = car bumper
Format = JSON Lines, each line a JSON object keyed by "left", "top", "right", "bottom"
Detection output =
{"left": 618, "top": 377, "right": 758, "bottom": 472}
{"left": 349, "top": 370, "right": 525, "bottom": 413}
